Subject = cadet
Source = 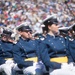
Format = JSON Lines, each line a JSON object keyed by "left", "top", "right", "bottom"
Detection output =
{"left": 0, "top": 29, "right": 14, "bottom": 75}
{"left": 12, "top": 25, "right": 43, "bottom": 75}
{"left": 0, "top": 30, "right": 14, "bottom": 58}
{"left": 68, "top": 29, "right": 75, "bottom": 63}
{"left": 39, "top": 15, "right": 75, "bottom": 75}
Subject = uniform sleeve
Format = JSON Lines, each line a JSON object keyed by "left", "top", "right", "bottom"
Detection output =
{"left": 12, "top": 44, "right": 33, "bottom": 69}
{"left": 39, "top": 42, "right": 61, "bottom": 69}
{"left": 65, "top": 36, "right": 74, "bottom": 62}
{"left": 35, "top": 40, "right": 41, "bottom": 61}
{"left": 69, "top": 39, "right": 75, "bottom": 62}
{"left": 0, "top": 57, "right": 6, "bottom": 65}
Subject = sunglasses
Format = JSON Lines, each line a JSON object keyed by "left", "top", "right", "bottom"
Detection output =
{"left": 24, "top": 30, "right": 32, "bottom": 34}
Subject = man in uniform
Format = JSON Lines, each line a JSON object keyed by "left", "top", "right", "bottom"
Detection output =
{"left": 0, "top": 29, "right": 14, "bottom": 75}
{"left": 12, "top": 25, "right": 43, "bottom": 75}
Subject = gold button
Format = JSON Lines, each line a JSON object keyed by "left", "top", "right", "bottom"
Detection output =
{"left": 61, "top": 41, "right": 64, "bottom": 43}
{"left": 49, "top": 40, "right": 50, "bottom": 42}
{"left": 64, "top": 45, "right": 65, "bottom": 46}
{"left": 51, "top": 43, "right": 53, "bottom": 45}
{"left": 59, "top": 38, "right": 61, "bottom": 40}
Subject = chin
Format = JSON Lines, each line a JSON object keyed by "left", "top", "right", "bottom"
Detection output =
{"left": 26, "top": 37, "right": 29, "bottom": 39}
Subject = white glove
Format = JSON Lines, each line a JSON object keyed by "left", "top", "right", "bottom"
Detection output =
{"left": 5, "top": 59, "right": 14, "bottom": 64}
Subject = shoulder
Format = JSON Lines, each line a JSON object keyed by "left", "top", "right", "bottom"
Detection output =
{"left": 64, "top": 36, "right": 74, "bottom": 41}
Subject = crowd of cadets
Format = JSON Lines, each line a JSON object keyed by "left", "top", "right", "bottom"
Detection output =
{"left": 0, "top": 25, "right": 47, "bottom": 75}
{"left": 0, "top": 0, "right": 75, "bottom": 35}
{"left": 0, "top": 0, "right": 75, "bottom": 75}
{"left": 0, "top": 16, "right": 75, "bottom": 75}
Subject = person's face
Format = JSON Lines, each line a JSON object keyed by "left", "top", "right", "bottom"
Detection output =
{"left": 19, "top": 30, "right": 31, "bottom": 39}
{"left": 28, "top": 31, "right": 33, "bottom": 39}
{"left": 48, "top": 24, "right": 59, "bottom": 34}
{"left": 1, "top": 35, "right": 8, "bottom": 42}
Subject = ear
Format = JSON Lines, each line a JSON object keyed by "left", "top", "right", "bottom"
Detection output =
{"left": 18, "top": 31, "right": 23, "bottom": 35}
{"left": 48, "top": 25, "right": 51, "bottom": 30}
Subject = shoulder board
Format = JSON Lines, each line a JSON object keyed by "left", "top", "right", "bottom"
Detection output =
{"left": 64, "top": 37, "right": 68, "bottom": 39}
{"left": 40, "top": 37, "right": 45, "bottom": 41}
{"left": 69, "top": 38, "right": 74, "bottom": 41}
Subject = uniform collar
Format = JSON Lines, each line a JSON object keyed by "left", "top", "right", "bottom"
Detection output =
{"left": 47, "top": 33, "right": 55, "bottom": 38}
{"left": 21, "top": 37, "right": 26, "bottom": 40}
{"left": 20, "top": 37, "right": 30, "bottom": 41}
{"left": 47, "top": 34, "right": 59, "bottom": 38}
{"left": 1, "top": 40, "right": 12, "bottom": 43}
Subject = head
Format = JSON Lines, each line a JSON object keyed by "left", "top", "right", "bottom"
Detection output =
{"left": 17, "top": 25, "right": 32, "bottom": 39}
{"left": 43, "top": 17, "right": 59, "bottom": 34}
{"left": 1, "top": 30, "right": 12, "bottom": 42}
{"left": 72, "top": 25, "right": 75, "bottom": 31}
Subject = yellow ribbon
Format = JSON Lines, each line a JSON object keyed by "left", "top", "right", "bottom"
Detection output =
{"left": 5, "top": 58, "right": 13, "bottom": 60}
{"left": 25, "top": 57, "right": 38, "bottom": 62}
{"left": 5, "top": 57, "right": 38, "bottom": 63}
{"left": 50, "top": 56, "right": 68, "bottom": 63}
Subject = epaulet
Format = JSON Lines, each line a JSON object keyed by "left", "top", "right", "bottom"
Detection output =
{"left": 40, "top": 37, "right": 45, "bottom": 41}
{"left": 65, "top": 36, "right": 74, "bottom": 41}
{"left": 12, "top": 38, "right": 20, "bottom": 44}
{"left": 13, "top": 41, "right": 17, "bottom": 44}
{"left": 69, "top": 38, "right": 74, "bottom": 41}
{"left": 60, "top": 35, "right": 64, "bottom": 37}
{"left": 64, "top": 36, "right": 68, "bottom": 39}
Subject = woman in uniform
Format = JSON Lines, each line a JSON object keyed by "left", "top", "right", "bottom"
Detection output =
{"left": 39, "top": 16, "right": 75, "bottom": 75}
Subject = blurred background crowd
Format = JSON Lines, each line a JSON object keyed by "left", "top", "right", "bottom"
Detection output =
{"left": 0, "top": 0, "right": 75, "bottom": 41}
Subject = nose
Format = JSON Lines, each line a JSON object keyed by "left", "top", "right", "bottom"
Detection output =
{"left": 27, "top": 31, "right": 30, "bottom": 34}
{"left": 57, "top": 25, "right": 62, "bottom": 28}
